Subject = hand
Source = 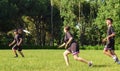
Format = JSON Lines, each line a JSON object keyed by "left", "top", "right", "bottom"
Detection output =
{"left": 58, "top": 43, "right": 65, "bottom": 48}
{"left": 106, "top": 36, "right": 110, "bottom": 40}
{"left": 17, "top": 44, "right": 20, "bottom": 46}
{"left": 102, "top": 38, "right": 107, "bottom": 44}
{"left": 58, "top": 44, "right": 64, "bottom": 48}
{"left": 9, "top": 44, "right": 12, "bottom": 47}
{"left": 58, "top": 46, "right": 62, "bottom": 48}
{"left": 102, "top": 38, "right": 106, "bottom": 43}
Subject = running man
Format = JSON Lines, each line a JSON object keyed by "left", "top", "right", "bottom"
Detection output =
{"left": 103, "top": 18, "right": 120, "bottom": 64}
{"left": 59, "top": 26, "right": 92, "bottom": 66}
{"left": 18, "top": 28, "right": 25, "bottom": 57}
{"left": 9, "top": 29, "right": 24, "bottom": 57}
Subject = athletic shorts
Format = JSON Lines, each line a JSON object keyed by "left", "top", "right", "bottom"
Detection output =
{"left": 12, "top": 44, "right": 22, "bottom": 51}
{"left": 67, "top": 42, "right": 79, "bottom": 55}
{"left": 104, "top": 39, "right": 115, "bottom": 51}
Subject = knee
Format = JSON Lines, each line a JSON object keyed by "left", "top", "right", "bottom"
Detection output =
{"left": 12, "top": 48, "right": 15, "bottom": 51}
{"left": 103, "top": 50, "right": 107, "bottom": 54}
{"left": 74, "top": 57, "right": 77, "bottom": 60}
{"left": 74, "top": 56, "right": 80, "bottom": 61}
{"left": 63, "top": 52, "right": 67, "bottom": 56}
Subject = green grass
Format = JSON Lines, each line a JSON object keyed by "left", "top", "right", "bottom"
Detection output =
{"left": 0, "top": 49, "right": 120, "bottom": 71}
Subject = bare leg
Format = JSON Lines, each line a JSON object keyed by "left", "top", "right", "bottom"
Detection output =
{"left": 63, "top": 50, "right": 71, "bottom": 66}
{"left": 103, "top": 50, "right": 113, "bottom": 57}
{"left": 73, "top": 54, "right": 89, "bottom": 64}
{"left": 110, "top": 50, "right": 117, "bottom": 56}
{"left": 12, "top": 48, "right": 18, "bottom": 57}
{"left": 110, "top": 50, "right": 119, "bottom": 61}
{"left": 18, "top": 51, "right": 24, "bottom": 57}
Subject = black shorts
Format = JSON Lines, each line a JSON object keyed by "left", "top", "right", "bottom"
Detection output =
{"left": 67, "top": 42, "right": 79, "bottom": 55}
{"left": 12, "top": 44, "right": 22, "bottom": 51}
{"left": 104, "top": 39, "right": 115, "bottom": 51}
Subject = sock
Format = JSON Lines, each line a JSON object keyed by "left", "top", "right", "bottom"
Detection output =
{"left": 15, "top": 54, "right": 18, "bottom": 57}
{"left": 22, "top": 55, "right": 24, "bottom": 57}
{"left": 112, "top": 55, "right": 117, "bottom": 60}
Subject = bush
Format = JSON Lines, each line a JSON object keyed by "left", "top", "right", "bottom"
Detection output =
{"left": 80, "top": 45, "right": 104, "bottom": 50}
{"left": 0, "top": 45, "right": 59, "bottom": 49}
{"left": 22, "top": 45, "right": 59, "bottom": 49}
{"left": 0, "top": 44, "right": 119, "bottom": 50}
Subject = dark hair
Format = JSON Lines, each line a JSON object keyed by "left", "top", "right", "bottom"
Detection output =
{"left": 18, "top": 28, "right": 23, "bottom": 34}
{"left": 18, "top": 28, "right": 23, "bottom": 32}
{"left": 14, "top": 29, "right": 18, "bottom": 32}
{"left": 13, "top": 29, "right": 18, "bottom": 34}
{"left": 65, "top": 26, "right": 70, "bottom": 31}
{"left": 106, "top": 18, "right": 113, "bottom": 23}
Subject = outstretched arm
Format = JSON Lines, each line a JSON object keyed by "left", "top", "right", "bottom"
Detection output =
{"left": 9, "top": 40, "right": 15, "bottom": 46}
{"left": 59, "top": 43, "right": 66, "bottom": 48}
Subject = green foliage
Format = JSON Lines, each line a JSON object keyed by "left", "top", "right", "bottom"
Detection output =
{"left": 60, "top": 0, "right": 77, "bottom": 31}
{"left": 95, "top": 0, "right": 120, "bottom": 44}
{"left": 0, "top": 45, "right": 119, "bottom": 50}
{"left": 0, "top": 0, "right": 17, "bottom": 32}
{"left": 81, "top": 45, "right": 103, "bottom": 50}
{"left": 0, "top": 34, "right": 12, "bottom": 45}
{"left": 60, "top": 0, "right": 99, "bottom": 45}
{"left": 0, "top": 0, "right": 120, "bottom": 46}
{"left": 0, "top": 45, "right": 59, "bottom": 49}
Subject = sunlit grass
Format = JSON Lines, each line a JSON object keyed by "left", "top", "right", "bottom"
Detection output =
{"left": 0, "top": 49, "right": 120, "bottom": 71}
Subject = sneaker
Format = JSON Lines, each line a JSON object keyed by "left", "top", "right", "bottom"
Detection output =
{"left": 22, "top": 56, "right": 24, "bottom": 57}
{"left": 114, "top": 57, "right": 119, "bottom": 63}
{"left": 117, "top": 61, "right": 120, "bottom": 64}
{"left": 88, "top": 61, "right": 93, "bottom": 67}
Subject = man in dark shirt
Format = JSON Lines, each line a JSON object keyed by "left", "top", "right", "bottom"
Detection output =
{"left": 103, "top": 18, "right": 120, "bottom": 64}
{"left": 59, "top": 26, "right": 92, "bottom": 66}
{"left": 18, "top": 29, "right": 24, "bottom": 57}
{"left": 9, "top": 29, "right": 24, "bottom": 57}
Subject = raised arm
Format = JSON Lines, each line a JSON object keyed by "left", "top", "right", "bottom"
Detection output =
{"left": 9, "top": 40, "right": 16, "bottom": 46}
{"left": 59, "top": 43, "right": 66, "bottom": 48}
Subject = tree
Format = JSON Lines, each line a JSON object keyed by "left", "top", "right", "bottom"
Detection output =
{"left": 95, "top": 0, "right": 120, "bottom": 44}
{"left": 0, "top": 0, "right": 19, "bottom": 32}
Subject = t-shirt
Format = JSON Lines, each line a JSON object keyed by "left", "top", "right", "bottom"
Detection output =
{"left": 14, "top": 34, "right": 23, "bottom": 44}
{"left": 14, "top": 34, "right": 18, "bottom": 43}
{"left": 107, "top": 26, "right": 115, "bottom": 40}
{"left": 64, "top": 32, "right": 75, "bottom": 43}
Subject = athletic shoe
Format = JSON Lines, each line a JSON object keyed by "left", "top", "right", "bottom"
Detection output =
{"left": 88, "top": 61, "right": 93, "bottom": 67}
{"left": 117, "top": 61, "right": 120, "bottom": 64}
{"left": 22, "top": 56, "right": 24, "bottom": 57}
{"left": 114, "top": 57, "right": 119, "bottom": 63}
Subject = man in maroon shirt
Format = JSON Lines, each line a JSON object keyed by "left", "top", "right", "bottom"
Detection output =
{"left": 59, "top": 26, "right": 92, "bottom": 66}
{"left": 9, "top": 29, "right": 24, "bottom": 57}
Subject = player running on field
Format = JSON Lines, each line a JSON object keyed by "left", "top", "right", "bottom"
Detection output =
{"left": 59, "top": 26, "right": 92, "bottom": 66}
{"left": 9, "top": 29, "right": 24, "bottom": 57}
{"left": 103, "top": 18, "right": 120, "bottom": 64}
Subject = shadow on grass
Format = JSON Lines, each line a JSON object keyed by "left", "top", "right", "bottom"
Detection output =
{"left": 93, "top": 64, "right": 111, "bottom": 68}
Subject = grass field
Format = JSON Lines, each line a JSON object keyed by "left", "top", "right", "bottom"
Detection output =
{"left": 0, "top": 49, "right": 120, "bottom": 71}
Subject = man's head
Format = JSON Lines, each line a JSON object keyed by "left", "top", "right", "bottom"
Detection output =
{"left": 13, "top": 29, "right": 18, "bottom": 35}
{"left": 106, "top": 18, "right": 113, "bottom": 26}
{"left": 18, "top": 28, "right": 23, "bottom": 34}
{"left": 64, "top": 26, "right": 70, "bottom": 33}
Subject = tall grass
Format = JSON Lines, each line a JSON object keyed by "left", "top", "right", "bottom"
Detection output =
{"left": 0, "top": 49, "right": 120, "bottom": 71}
